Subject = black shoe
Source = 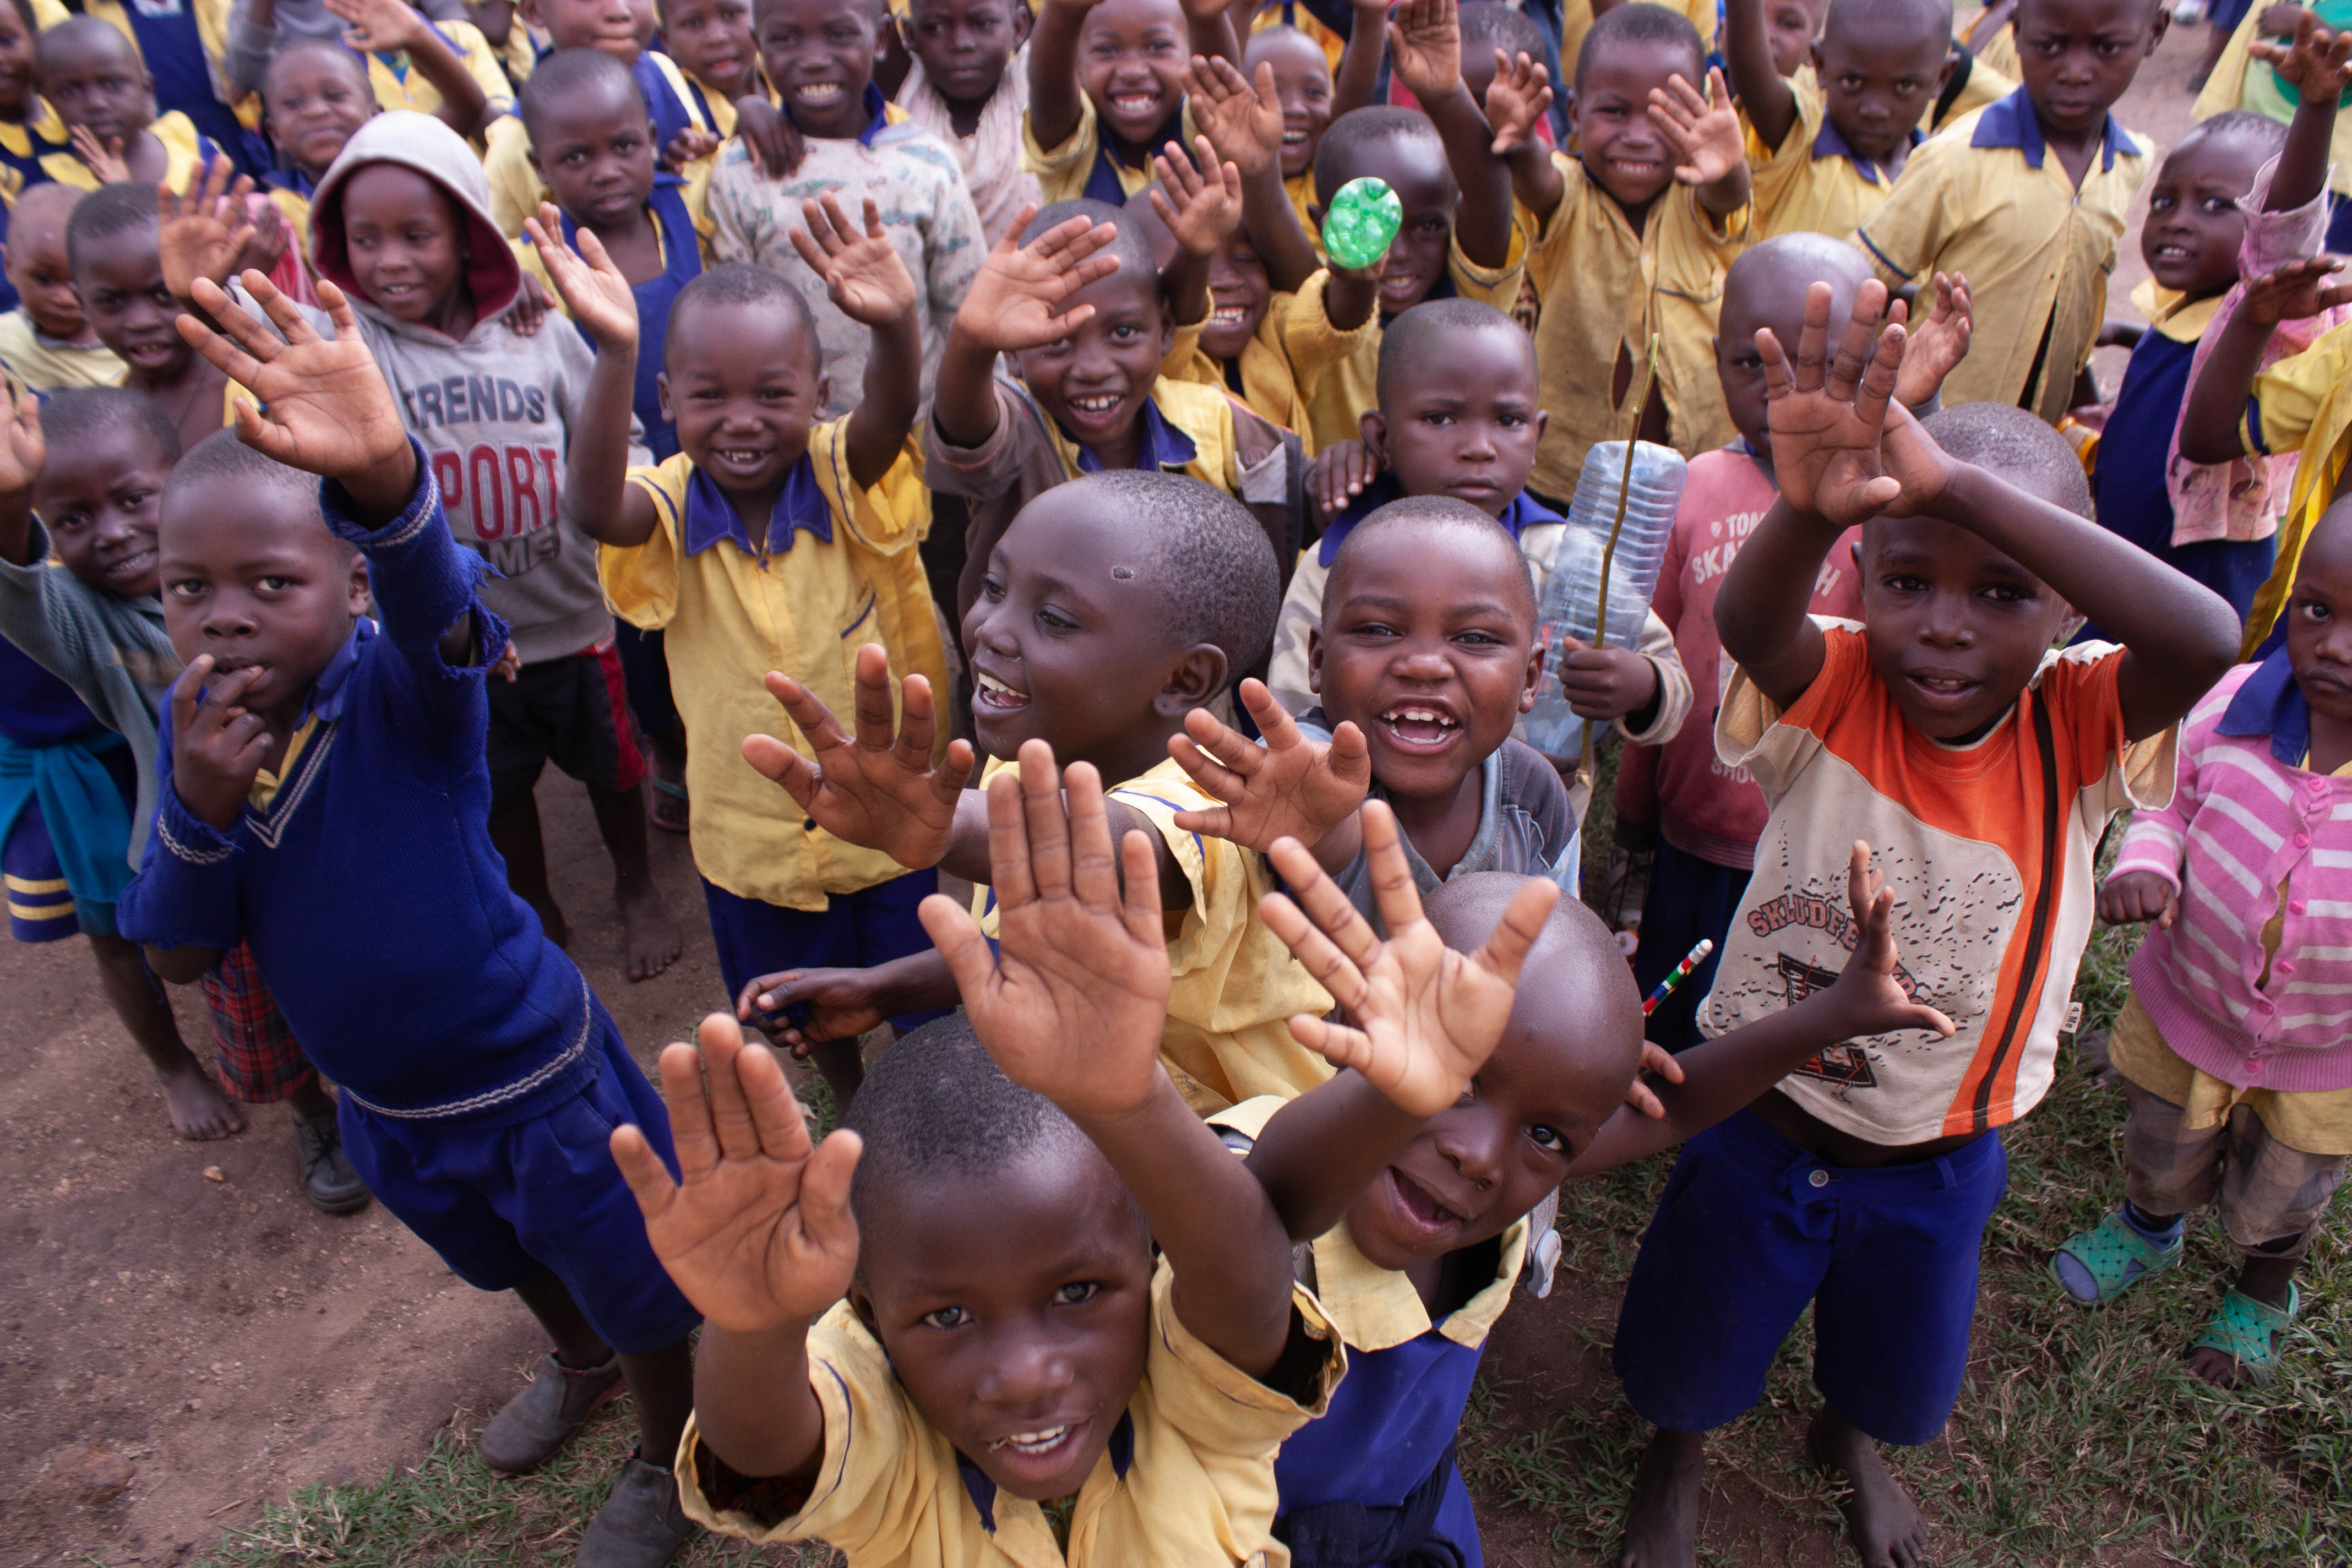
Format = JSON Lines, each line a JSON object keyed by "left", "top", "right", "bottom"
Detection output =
{"left": 576, "top": 1450, "right": 695, "bottom": 1568}
{"left": 293, "top": 1108, "right": 371, "bottom": 1215}
{"left": 480, "top": 1353, "right": 623, "bottom": 1474}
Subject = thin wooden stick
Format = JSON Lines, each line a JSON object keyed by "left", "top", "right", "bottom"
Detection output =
{"left": 1580, "top": 331, "right": 1662, "bottom": 785}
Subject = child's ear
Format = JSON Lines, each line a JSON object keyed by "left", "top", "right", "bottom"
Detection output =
{"left": 1010, "top": 0, "right": 1032, "bottom": 47}
{"left": 1809, "top": 40, "right": 1823, "bottom": 77}
{"left": 345, "top": 551, "right": 373, "bottom": 616}
{"left": 847, "top": 1283, "right": 881, "bottom": 1338}
{"left": 1359, "top": 409, "right": 1389, "bottom": 467}
{"left": 1305, "top": 626, "right": 1322, "bottom": 695}
{"left": 1849, "top": 538, "right": 1863, "bottom": 573}
{"left": 656, "top": 369, "right": 674, "bottom": 427}
{"left": 1156, "top": 296, "right": 1173, "bottom": 358}
{"left": 1532, "top": 406, "right": 1548, "bottom": 443}
{"left": 518, "top": 0, "right": 545, "bottom": 29}
{"left": 815, "top": 369, "right": 832, "bottom": 411}
{"left": 1518, "top": 633, "right": 1543, "bottom": 713}
{"left": 1156, "top": 643, "right": 1229, "bottom": 715}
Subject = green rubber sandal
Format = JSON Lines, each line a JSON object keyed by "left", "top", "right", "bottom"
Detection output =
{"left": 2191, "top": 1284, "right": 2301, "bottom": 1386}
{"left": 2049, "top": 1211, "right": 2182, "bottom": 1305}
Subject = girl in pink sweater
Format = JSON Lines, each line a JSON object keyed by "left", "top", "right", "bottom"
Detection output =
{"left": 2050, "top": 498, "right": 2352, "bottom": 1388}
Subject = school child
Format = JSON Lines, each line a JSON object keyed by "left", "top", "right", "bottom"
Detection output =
{"left": 1556, "top": 0, "right": 1713, "bottom": 91}
{"left": 544, "top": 197, "right": 951, "bottom": 1103}
{"left": 0, "top": 0, "right": 67, "bottom": 310}
{"left": 1853, "top": 0, "right": 2165, "bottom": 426}
{"left": 704, "top": 0, "right": 983, "bottom": 418}
{"left": 1489, "top": 3, "right": 1749, "bottom": 505}
{"left": 0, "top": 184, "right": 125, "bottom": 388}
{"left": 256, "top": 36, "right": 377, "bottom": 257}
{"left": 1275, "top": 0, "right": 1523, "bottom": 458}
{"left": 893, "top": 0, "right": 1040, "bottom": 246}
{"left": 118, "top": 270, "right": 701, "bottom": 1568}
{"left": 2191, "top": 0, "right": 2352, "bottom": 252}
{"left": 1611, "top": 234, "right": 1967, "bottom": 1053}
{"left": 1022, "top": 0, "right": 1238, "bottom": 207}
{"left": 514, "top": 48, "right": 705, "bottom": 461}
{"left": 2050, "top": 494, "right": 2352, "bottom": 1387}
{"left": 660, "top": 0, "right": 764, "bottom": 128}
{"left": 67, "top": 181, "right": 236, "bottom": 455}
{"left": 625, "top": 753, "right": 1392, "bottom": 1566}
{"left": 744, "top": 464, "right": 1338, "bottom": 1114}
{"left": 64, "top": 0, "right": 275, "bottom": 175}
{"left": 925, "top": 197, "right": 1305, "bottom": 623}
{"left": 1608, "top": 286, "right": 2237, "bottom": 1568}
{"left": 1453, "top": 1, "right": 1547, "bottom": 118}
{"left": 167, "top": 111, "right": 687, "bottom": 981}
{"left": 303, "top": 0, "right": 512, "bottom": 140}
{"left": 37, "top": 15, "right": 234, "bottom": 191}
{"left": 1218, "top": 827, "right": 1952, "bottom": 1568}
{"left": 1242, "top": 20, "right": 1332, "bottom": 230}
{"left": 0, "top": 385, "right": 364, "bottom": 1211}
{"left": 221, "top": 0, "right": 478, "bottom": 99}
{"left": 1725, "top": 0, "right": 1953, "bottom": 241}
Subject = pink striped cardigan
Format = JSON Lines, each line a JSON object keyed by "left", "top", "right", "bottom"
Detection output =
{"left": 2111, "top": 660, "right": 2352, "bottom": 1093}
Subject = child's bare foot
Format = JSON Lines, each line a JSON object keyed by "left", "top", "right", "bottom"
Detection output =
{"left": 1807, "top": 1407, "right": 1926, "bottom": 1568}
{"left": 617, "top": 874, "right": 680, "bottom": 982}
{"left": 2185, "top": 1343, "right": 2258, "bottom": 1387}
{"left": 157, "top": 1056, "right": 245, "bottom": 1140}
{"left": 1619, "top": 1427, "right": 1703, "bottom": 1566}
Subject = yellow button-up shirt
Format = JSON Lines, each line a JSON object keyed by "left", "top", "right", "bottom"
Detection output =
{"left": 1745, "top": 73, "right": 1918, "bottom": 241}
{"left": 603, "top": 422, "right": 946, "bottom": 910}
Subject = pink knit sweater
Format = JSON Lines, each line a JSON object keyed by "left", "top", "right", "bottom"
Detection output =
{"left": 2111, "top": 662, "right": 2352, "bottom": 1093}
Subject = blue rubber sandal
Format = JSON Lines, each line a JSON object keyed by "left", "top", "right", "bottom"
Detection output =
{"left": 2050, "top": 1211, "right": 2182, "bottom": 1304}
{"left": 2191, "top": 1284, "right": 2300, "bottom": 1386}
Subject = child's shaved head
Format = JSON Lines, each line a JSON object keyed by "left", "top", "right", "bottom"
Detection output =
{"left": 1313, "top": 106, "right": 1445, "bottom": 208}
{"left": 63, "top": 178, "right": 158, "bottom": 277}
{"left": 667, "top": 261, "right": 819, "bottom": 368}
{"left": 1326, "top": 496, "right": 1534, "bottom": 624}
{"left": 1820, "top": 0, "right": 1948, "bottom": 50}
{"left": 1917, "top": 402, "right": 2093, "bottom": 522}
{"left": 519, "top": 43, "right": 642, "bottom": 140}
{"left": 1025, "top": 198, "right": 1160, "bottom": 293}
{"left": 1426, "top": 873, "right": 1645, "bottom": 1098}
{"left": 167, "top": 428, "right": 351, "bottom": 557}
{"left": 1575, "top": 0, "right": 1702, "bottom": 91}
{"left": 43, "top": 384, "right": 181, "bottom": 467}
{"left": 1077, "top": 470, "right": 1282, "bottom": 671}
{"left": 1376, "top": 297, "right": 1532, "bottom": 410}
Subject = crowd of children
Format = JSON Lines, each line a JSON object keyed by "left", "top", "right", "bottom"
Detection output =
{"left": 4, "top": 0, "right": 2351, "bottom": 1564}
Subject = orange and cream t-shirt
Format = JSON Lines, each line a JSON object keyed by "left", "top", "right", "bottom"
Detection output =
{"left": 1696, "top": 623, "right": 2177, "bottom": 1145}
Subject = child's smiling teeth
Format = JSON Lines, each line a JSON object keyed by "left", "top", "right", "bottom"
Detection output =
{"left": 1109, "top": 91, "right": 1158, "bottom": 116}
{"left": 1380, "top": 705, "right": 1458, "bottom": 743}
{"left": 975, "top": 670, "right": 1029, "bottom": 707}
{"left": 1068, "top": 393, "right": 1121, "bottom": 417}
{"left": 715, "top": 447, "right": 766, "bottom": 467}
{"left": 1208, "top": 304, "right": 1247, "bottom": 324}
{"left": 990, "top": 1425, "right": 1071, "bottom": 1455}
{"left": 794, "top": 81, "right": 843, "bottom": 104}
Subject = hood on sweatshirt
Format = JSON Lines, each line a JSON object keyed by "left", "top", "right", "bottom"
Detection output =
{"left": 308, "top": 111, "right": 520, "bottom": 327}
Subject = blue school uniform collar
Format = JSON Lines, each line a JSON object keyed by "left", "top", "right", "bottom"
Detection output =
{"left": 262, "top": 162, "right": 317, "bottom": 200}
{"left": 681, "top": 457, "right": 832, "bottom": 556}
{"left": 952, "top": 1413, "right": 1134, "bottom": 1531}
{"left": 1971, "top": 86, "right": 2132, "bottom": 175}
{"left": 1064, "top": 395, "right": 1198, "bottom": 475}
{"left": 1316, "top": 476, "right": 1560, "bottom": 567}
{"left": 2217, "top": 643, "right": 2312, "bottom": 766}
{"left": 857, "top": 81, "right": 892, "bottom": 145}
{"left": 1812, "top": 113, "right": 1920, "bottom": 186}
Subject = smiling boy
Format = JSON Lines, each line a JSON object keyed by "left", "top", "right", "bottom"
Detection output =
{"left": 1023, "top": 0, "right": 1238, "bottom": 205}
{"left": 257, "top": 37, "right": 380, "bottom": 255}
{"left": 67, "top": 182, "right": 236, "bottom": 456}
{"left": 0, "top": 184, "right": 125, "bottom": 390}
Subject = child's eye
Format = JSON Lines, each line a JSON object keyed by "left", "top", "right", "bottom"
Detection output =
{"left": 257, "top": 575, "right": 292, "bottom": 592}
{"left": 1052, "top": 1282, "right": 1101, "bottom": 1306}
{"left": 1037, "top": 606, "right": 1076, "bottom": 631}
{"left": 166, "top": 579, "right": 204, "bottom": 598}
{"left": 1528, "top": 1124, "right": 1564, "bottom": 1151}
{"left": 921, "top": 1305, "right": 971, "bottom": 1330}
{"left": 1498, "top": 412, "right": 1526, "bottom": 427}
{"left": 51, "top": 511, "right": 88, "bottom": 531}
{"left": 1883, "top": 574, "right": 1926, "bottom": 594}
{"left": 119, "top": 490, "right": 153, "bottom": 508}
{"left": 1453, "top": 629, "right": 1502, "bottom": 646}
{"left": 981, "top": 572, "right": 1006, "bottom": 601}
{"left": 1982, "top": 584, "right": 2029, "bottom": 604}
{"left": 1419, "top": 410, "right": 1453, "bottom": 426}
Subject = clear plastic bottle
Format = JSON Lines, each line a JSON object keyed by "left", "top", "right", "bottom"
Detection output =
{"left": 1522, "top": 440, "right": 1689, "bottom": 754}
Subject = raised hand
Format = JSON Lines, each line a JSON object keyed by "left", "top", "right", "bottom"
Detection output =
{"left": 1168, "top": 679, "right": 1370, "bottom": 851}
{"left": 2250, "top": 7, "right": 2352, "bottom": 102}
{"left": 1260, "top": 801, "right": 1559, "bottom": 1116}
{"left": 179, "top": 272, "right": 416, "bottom": 507}
{"left": 168, "top": 658, "right": 272, "bottom": 830}
{"left": 742, "top": 641, "right": 972, "bottom": 870}
{"left": 69, "top": 125, "right": 129, "bottom": 185}
{"left": 1150, "top": 134, "right": 1245, "bottom": 259}
{"left": 524, "top": 203, "right": 639, "bottom": 350}
{"left": 327, "top": 0, "right": 428, "bottom": 53}
{"left": 2242, "top": 256, "right": 2352, "bottom": 325}
{"left": 1485, "top": 48, "right": 1553, "bottom": 156}
{"left": 1756, "top": 277, "right": 1908, "bottom": 525}
{"left": 789, "top": 194, "right": 921, "bottom": 326}
{"left": 0, "top": 388, "right": 44, "bottom": 503}
{"left": 1891, "top": 270, "right": 1971, "bottom": 408}
{"left": 1308, "top": 438, "right": 1381, "bottom": 516}
{"left": 951, "top": 204, "right": 1124, "bottom": 352}
{"left": 609, "top": 1014, "right": 863, "bottom": 1334}
{"left": 917, "top": 741, "right": 1175, "bottom": 1120}
{"left": 1181, "top": 55, "right": 1282, "bottom": 177}
{"left": 1819, "top": 840, "right": 1954, "bottom": 1041}
{"left": 1648, "top": 68, "right": 1744, "bottom": 189}
{"left": 2098, "top": 868, "right": 2181, "bottom": 929}
{"left": 157, "top": 156, "right": 258, "bottom": 300}
{"left": 1386, "top": 0, "right": 1463, "bottom": 102}
{"left": 738, "top": 965, "right": 892, "bottom": 1057}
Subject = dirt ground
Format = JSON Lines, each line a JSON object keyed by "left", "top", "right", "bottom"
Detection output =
{"left": 0, "top": 21, "right": 2219, "bottom": 1567}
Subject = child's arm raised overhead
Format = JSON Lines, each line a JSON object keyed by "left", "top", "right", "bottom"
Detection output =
{"left": 157, "top": 159, "right": 260, "bottom": 326}
{"left": 1645, "top": 66, "right": 1751, "bottom": 221}
{"left": 1167, "top": 678, "right": 1372, "bottom": 870}
{"left": 328, "top": 0, "right": 494, "bottom": 138}
{"left": 1182, "top": 57, "right": 1319, "bottom": 292}
{"left": 1386, "top": 0, "right": 1513, "bottom": 269}
{"left": 790, "top": 195, "right": 925, "bottom": 489}
{"left": 918, "top": 743, "right": 1294, "bottom": 1377}
{"left": 1333, "top": 0, "right": 1389, "bottom": 116}
{"left": 931, "top": 206, "right": 1123, "bottom": 452}
{"left": 521, "top": 206, "right": 657, "bottom": 549}
{"left": 1180, "top": 0, "right": 1245, "bottom": 70}
{"left": 2253, "top": 10, "right": 2352, "bottom": 215}
{"left": 1891, "top": 271, "right": 1972, "bottom": 413}
{"left": 1563, "top": 841, "right": 1953, "bottom": 1178}
{"left": 1028, "top": 0, "right": 1106, "bottom": 154}
{"left": 611, "top": 1014, "right": 860, "bottom": 1482}
{"left": 1722, "top": 0, "right": 1799, "bottom": 156}
{"left": 1485, "top": 49, "right": 1563, "bottom": 220}
{"left": 1150, "top": 134, "right": 1246, "bottom": 334}
{"left": 1240, "top": 802, "right": 1560, "bottom": 1242}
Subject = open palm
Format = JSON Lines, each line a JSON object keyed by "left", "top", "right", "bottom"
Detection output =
{"left": 1182, "top": 56, "right": 1282, "bottom": 175}
{"left": 0, "top": 389, "right": 44, "bottom": 497}
{"left": 790, "top": 194, "right": 920, "bottom": 327}
{"left": 1169, "top": 679, "right": 1369, "bottom": 852}
{"left": 1387, "top": 0, "right": 1463, "bottom": 100}
{"left": 524, "top": 204, "right": 639, "bottom": 350}
{"left": 959, "top": 207, "right": 1124, "bottom": 352}
{"left": 182, "top": 273, "right": 412, "bottom": 483}
{"left": 1758, "top": 278, "right": 1907, "bottom": 525}
{"left": 609, "top": 1015, "right": 863, "bottom": 1334}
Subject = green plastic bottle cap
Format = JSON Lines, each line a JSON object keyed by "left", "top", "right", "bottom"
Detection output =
{"left": 1321, "top": 176, "right": 1402, "bottom": 270}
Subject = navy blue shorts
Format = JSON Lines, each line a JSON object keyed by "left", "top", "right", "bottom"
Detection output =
{"left": 1612, "top": 1108, "right": 2008, "bottom": 1446}
{"left": 701, "top": 870, "right": 951, "bottom": 1033}
{"left": 337, "top": 1011, "right": 700, "bottom": 1355}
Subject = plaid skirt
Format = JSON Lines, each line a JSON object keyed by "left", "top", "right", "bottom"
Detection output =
{"left": 200, "top": 941, "right": 317, "bottom": 1102}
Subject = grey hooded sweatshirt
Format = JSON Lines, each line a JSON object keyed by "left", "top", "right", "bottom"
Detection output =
{"left": 298, "top": 112, "right": 641, "bottom": 667}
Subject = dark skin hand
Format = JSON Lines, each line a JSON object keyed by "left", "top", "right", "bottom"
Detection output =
{"left": 2177, "top": 254, "right": 2352, "bottom": 465}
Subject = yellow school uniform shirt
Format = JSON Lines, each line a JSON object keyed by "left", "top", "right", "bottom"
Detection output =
{"left": 1523, "top": 151, "right": 1747, "bottom": 502}
{"left": 247, "top": 716, "right": 317, "bottom": 812}
{"left": 40, "top": 109, "right": 210, "bottom": 192}
{"left": 677, "top": 1258, "right": 1345, "bottom": 1566}
{"left": 362, "top": 19, "right": 515, "bottom": 123}
{"left": 1022, "top": 92, "right": 1201, "bottom": 206}
{"left": 2234, "top": 320, "right": 2352, "bottom": 652}
{"left": 0, "top": 310, "right": 124, "bottom": 390}
{"left": 1745, "top": 72, "right": 1916, "bottom": 241}
{"left": 1161, "top": 286, "right": 1378, "bottom": 445}
{"left": 1854, "top": 88, "right": 2149, "bottom": 427}
{"left": 1287, "top": 232, "right": 1528, "bottom": 459}
{"left": 266, "top": 186, "right": 313, "bottom": 260}
{"left": 971, "top": 754, "right": 1336, "bottom": 1114}
{"left": 603, "top": 422, "right": 948, "bottom": 911}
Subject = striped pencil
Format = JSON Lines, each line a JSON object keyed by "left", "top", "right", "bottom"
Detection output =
{"left": 1642, "top": 939, "right": 1713, "bottom": 1016}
